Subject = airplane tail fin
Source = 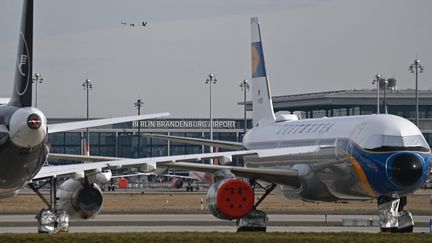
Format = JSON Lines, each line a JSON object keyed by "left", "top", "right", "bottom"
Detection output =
{"left": 250, "top": 17, "right": 275, "bottom": 127}
{"left": 9, "top": 0, "right": 33, "bottom": 107}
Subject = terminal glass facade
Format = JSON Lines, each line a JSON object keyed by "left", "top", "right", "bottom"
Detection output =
{"left": 48, "top": 119, "right": 252, "bottom": 165}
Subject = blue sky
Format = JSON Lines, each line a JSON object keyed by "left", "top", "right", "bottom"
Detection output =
{"left": 0, "top": 0, "right": 431, "bottom": 118}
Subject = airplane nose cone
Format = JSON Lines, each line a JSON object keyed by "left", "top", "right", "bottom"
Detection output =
{"left": 388, "top": 153, "right": 423, "bottom": 186}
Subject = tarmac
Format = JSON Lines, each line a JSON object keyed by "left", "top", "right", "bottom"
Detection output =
{"left": 0, "top": 214, "right": 431, "bottom": 233}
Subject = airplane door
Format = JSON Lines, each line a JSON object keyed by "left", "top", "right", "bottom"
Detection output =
{"left": 348, "top": 123, "right": 366, "bottom": 155}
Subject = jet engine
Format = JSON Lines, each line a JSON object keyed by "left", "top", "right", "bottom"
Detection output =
{"left": 386, "top": 152, "right": 424, "bottom": 187}
{"left": 117, "top": 178, "right": 128, "bottom": 189}
{"left": 57, "top": 179, "right": 103, "bottom": 219}
{"left": 95, "top": 170, "right": 112, "bottom": 184}
{"left": 207, "top": 178, "right": 254, "bottom": 220}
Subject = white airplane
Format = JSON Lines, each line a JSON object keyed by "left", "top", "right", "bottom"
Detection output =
{"left": 3, "top": 1, "right": 431, "bottom": 234}
{"left": 142, "top": 17, "right": 432, "bottom": 233}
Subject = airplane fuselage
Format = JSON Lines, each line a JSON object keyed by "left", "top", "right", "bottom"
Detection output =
{"left": 0, "top": 105, "right": 48, "bottom": 197}
{"left": 242, "top": 114, "right": 432, "bottom": 201}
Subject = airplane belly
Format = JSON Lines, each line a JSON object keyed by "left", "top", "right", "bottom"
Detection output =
{"left": 311, "top": 155, "right": 372, "bottom": 200}
{"left": 245, "top": 146, "right": 372, "bottom": 201}
{"left": 0, "top": 141, "right": 47, "bottom": 196}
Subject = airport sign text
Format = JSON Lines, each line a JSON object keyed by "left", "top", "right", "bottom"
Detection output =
{"left": 132, "top": 120, "right": 237, "bottom": 129}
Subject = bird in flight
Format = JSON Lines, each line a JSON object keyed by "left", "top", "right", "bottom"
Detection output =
{"left": 121, "top": 21, "right": 148, "bottom": 28}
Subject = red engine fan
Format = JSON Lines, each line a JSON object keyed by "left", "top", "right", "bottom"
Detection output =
{"left": 207, "top": 178, "right": 254, "bottom": 219}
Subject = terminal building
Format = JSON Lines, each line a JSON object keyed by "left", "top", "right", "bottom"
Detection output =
{"left": 248, "top": 89, "right": 432, "bottom": 145}
{"left": 48, "top": 118, "right": 252, "bottom": 165}
{"left": 48, "top": 89, "right": 432, "bottom": 165}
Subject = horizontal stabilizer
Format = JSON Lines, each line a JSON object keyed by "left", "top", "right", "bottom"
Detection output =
{"left": 0, "top": 98, "right": 10, "bottom": 105}
{"left": 143, "top": 133, "right": 244, "bottom": 151}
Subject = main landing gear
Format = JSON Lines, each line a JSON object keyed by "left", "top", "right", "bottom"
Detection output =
{"left": 377, "top": 196, "right": 414, "bottom": 233}
{"left": 28, "top": 177, "right": 70, "bottom": 233}
{"left": 236, "top": 181, "right": 276, "bottom": 232}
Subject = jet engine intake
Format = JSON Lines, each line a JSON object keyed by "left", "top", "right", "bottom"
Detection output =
{"left": 95, "top": 170, "right": 112, "bottom": 184}
{"left": 207, "top": 178, "right": 254, "bottom": 220}
{"left": 118, "top": 178, "right": 128, "bottom": 189}
{"left": 386, "top": 152, "right": 424, "bottom": 187}
{"left": 57, "top": 179, "right": 103, "bottom": 219}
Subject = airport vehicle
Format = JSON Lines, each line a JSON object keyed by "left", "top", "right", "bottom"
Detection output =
{"left": 144, "top": 18, "right": 432, "bottom": 233}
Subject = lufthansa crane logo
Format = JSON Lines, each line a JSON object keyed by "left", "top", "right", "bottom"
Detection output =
{"left": 18, "top": 55, "right": 28, "bottom": 76}
{"left": 16, "top": 32, "right": 31, "bottom": 96}
{"left": 251, "top": 46, "right": 260, "bottom": 77}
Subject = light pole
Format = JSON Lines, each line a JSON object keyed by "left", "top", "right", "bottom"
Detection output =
{"left": 240, "top": 79, "right": 249, "bottom": 134}
{"left": 82, "top": 79, "right": 92, "bottom": 156}
{"left": 205, "top": 74, "right": 217, "bottom": 159}
{"left": 32, "top": 73, "right": 44, "bottom": 107}
{"left": 372, "top": 74, "right": 381, "bottom": 114}
{"left": 381, "top": 78, "right": 388, "bottom": 114}
{"left": 409, "top": 59, "right": 424, "bottom": 126}
{"left": 134, "top": 98, "right": 144, "bottom": 158}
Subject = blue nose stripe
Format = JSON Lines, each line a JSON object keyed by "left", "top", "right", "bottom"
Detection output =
{"left": 350, "top": 145, "right": 431, "bottom": 196}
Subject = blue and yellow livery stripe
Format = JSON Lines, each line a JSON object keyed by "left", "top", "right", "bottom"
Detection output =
{"left": 340, "top": 139, "right": 431, "bottom": 197}
{"left": 251, "top": 42, "right": 266, "bottom": 78}
{"left": 349, "top": 155, "right": 376, "bottom": 197}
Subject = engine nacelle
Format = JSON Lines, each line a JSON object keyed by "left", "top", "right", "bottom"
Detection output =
{"left": 57, "top": 179, "right": 103, "bottom": 219}
{"left": 207, "top": 178, "right": 254, "bottom": 220}
{"left": 118, "top": 178, "right": 128, "bottom": 189}
{"left": 281, "top": 164, "right": 334, "bottom": 202}
{"left": 95, "top": 170, "right": 112, "bottom": 184}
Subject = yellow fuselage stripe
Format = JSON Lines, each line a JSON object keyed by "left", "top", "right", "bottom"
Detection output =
{"left": 349, "top": 155, "right": 376, "bottom": 197}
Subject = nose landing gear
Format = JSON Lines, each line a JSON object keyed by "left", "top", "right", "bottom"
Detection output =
{"left": 377, "top": 196, "right": 414, "bottom": 233}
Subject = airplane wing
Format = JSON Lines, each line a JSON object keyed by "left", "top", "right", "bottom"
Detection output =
{"left": 0, "top": 98, "right": 10, "bottom": 105}
{"left": 48, "top": 153, "right": 123, "bottom": 162}
{"left": 143, "top": 133, "right": 244, "bottom": 150}
{"left": 36, "top": 146, "right": 322, "bottom": 188}
{"left": 48, "top": 112, "right": 169, "bottom": 134}
{"left": 112, "top": 173, "right": 197, "bottom": 180}
{"left": 35, "top": 150, "right": 257, "bottom": 180}
{"left": 111, "top": 173, "right": 151, "bottom": 178}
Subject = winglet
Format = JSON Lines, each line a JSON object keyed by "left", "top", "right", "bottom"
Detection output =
{"left": 9, "top": 0, "right": 33, "bottom": 107}
{"left": 250, "top": 17, "right": 275, "bottom": 127}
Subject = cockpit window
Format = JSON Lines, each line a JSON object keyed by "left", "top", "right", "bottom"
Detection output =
{"left": 365, "top": 135, "right": 430, "bottom": 152}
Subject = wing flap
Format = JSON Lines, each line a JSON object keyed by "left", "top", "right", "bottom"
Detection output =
{"left": 158, "top": 161, "right": 300, "bottom": 187}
